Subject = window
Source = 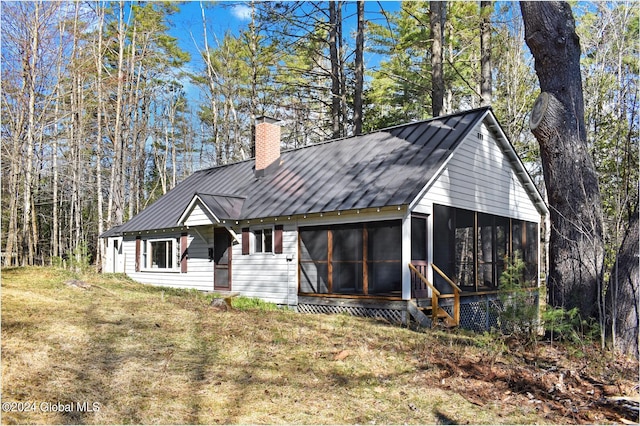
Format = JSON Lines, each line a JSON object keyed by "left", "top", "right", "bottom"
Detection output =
{"left": 143, "top": 238, "right": 180, "bottom": 270}
{"left": 254, "top": 227, "right": 273, "bottom": 253}
{"left": 299, "top": 221, "right": 402, "bottom": 296}
{"left": 411, "top": 216, "right": 428, "bottom": 262}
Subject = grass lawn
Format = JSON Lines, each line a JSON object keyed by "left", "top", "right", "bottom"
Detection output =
{"left": 2, "top": 267, "right": 637, "bottom": 424}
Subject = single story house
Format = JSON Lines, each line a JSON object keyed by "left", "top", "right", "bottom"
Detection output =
{"left": 101, "top": 107, "right": 548, "bottom": 329}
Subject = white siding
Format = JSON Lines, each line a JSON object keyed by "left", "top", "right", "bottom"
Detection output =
{"left": 117, "top": 223, "right": 299, "bottom": 305}
{"left": 122, "top": 228, "right": 215, "bottom": 292}
{"left": 103, "top": 237, "right": 124, "bottom": 273}
{"left": 183, "top": 203, "right": 216, "bottom": 226}
{"left": 423, "top": 122, "right": 541, "bottom": 223}
{"left": 231, "top": 223, "right": 298, "bottom": 306}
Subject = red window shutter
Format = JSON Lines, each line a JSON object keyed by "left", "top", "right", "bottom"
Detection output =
{"left": 242, "top": 228, "right": 250, "bottom": 255}
{"left": 135, "top": 237, "right": 141, "bottom": 272}
{"left": 274, "top": 225, "right": 283, "bottom": 254}
{"left": 180, "top": 233, "right": 188, "bottom": 273}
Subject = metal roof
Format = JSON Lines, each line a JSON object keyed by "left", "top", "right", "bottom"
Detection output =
{"left": 105, "top": 107, "right": 541, "bottom": 236}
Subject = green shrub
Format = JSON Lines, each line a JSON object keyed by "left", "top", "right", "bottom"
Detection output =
{"left": 496, "top": 254, "right": 540, "bottom": 344}
{"left": 541, "top": 305, "right": 599, "bottom": 351}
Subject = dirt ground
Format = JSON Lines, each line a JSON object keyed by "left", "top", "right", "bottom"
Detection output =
{"left": 417, "top": 335, "right": 639, "bottom": 424}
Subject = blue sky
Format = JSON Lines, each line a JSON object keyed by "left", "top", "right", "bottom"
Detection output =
{"left": 168, "top": 1, "right": 402, "bottom": 81}
{"left": 168, "top": 2, "right": 253, "bottom": 73}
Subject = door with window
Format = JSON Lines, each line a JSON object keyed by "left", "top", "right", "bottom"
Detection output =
{"left": 411, "top": 215, "right": 429, "bottom": 298}
{"left": 213, "top": 228, "right": 232, "bottom": 290}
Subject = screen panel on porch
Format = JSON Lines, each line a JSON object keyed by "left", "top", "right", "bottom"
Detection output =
{"left": 298, "top": 221, "right": 402, "bottom": 296}
{"left": 368, "top": 221, "right": 402, "bottom": 294}
{"left": 433, "top": 204, "right": 539, "bottom": 293}
{"left": 299, "top": 228, "right": 329, "bottom": 293}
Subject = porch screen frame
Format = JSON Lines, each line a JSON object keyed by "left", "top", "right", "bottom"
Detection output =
{"left": 298, "top": 220, "right": 402, "bottom": 297}
{"left": 433, "top": 204, "right": 539, "bottom": 293}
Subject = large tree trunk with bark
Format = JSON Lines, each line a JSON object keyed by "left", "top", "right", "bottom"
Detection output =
{"left": 607, "top": 210, "right": 639, "bottom": 357}
{"left": 520, "top": 1, "right": 605, "bottom": 319}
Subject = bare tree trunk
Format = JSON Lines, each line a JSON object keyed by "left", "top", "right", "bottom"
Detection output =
{"left": 430, "top": 1, "right": 446, "bottom": 117}
{"left": 480, "top": 0, "right": 492, "bottom": 106}
{"left": 337, "top": 5, "right": 347, "bottom": 139}
{"left": 51, "top": 16, "right": 67, "bottom": 264}
{"left": 125, "top": 24, "right": 139, "bottom": 221}
{"left": 94, "top": 1, "right": 105, "bottom": 269}
{"left": 200, "top": 2, "right": 221, "bottom": 163}
{"left": 21, "top": 2, "right": 42, "bottom": 265}
{"left": 607, "top": 209, "right": 639, "bottom": 357}
{"left": 520, "top": 1, "right": 605, "bottom": 319}
{"left": 107, "top": 1, "right": 127, "bottom": 227}
{"left": 248, "top": 0, "right": 259, "bottom": 156}
{"left": 70, "top": 2, "right": 84, "bottom": 265}
{"left": 353, "top": 0, "right": 365, "bottom": 135}
{"left": 329, "top": 1, "right": 342, "bottom": 139}
{"left": 169, "top": 98, "right": 178, "bottom": 190}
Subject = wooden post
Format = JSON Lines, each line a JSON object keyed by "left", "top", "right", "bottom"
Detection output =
{"left": 453, "top": 289, "right": 460, "bottom": 326}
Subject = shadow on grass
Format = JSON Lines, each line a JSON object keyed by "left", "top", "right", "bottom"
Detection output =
{"left": 434, "top": 409, "right": 458, "bottom": 425}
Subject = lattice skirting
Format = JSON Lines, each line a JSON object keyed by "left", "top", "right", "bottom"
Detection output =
{"left": 441, "top": 292, "right": 539, "bottom": 332}
{"left": 297, "top": 303, "right": 406, "bottom": 324}
{"left": 297, "top": 292, "right": 539, "bottom": 332}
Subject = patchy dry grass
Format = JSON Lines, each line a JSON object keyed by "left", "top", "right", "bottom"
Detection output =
{"left": 2, "top": 267, "right": 637, "bottom": 425}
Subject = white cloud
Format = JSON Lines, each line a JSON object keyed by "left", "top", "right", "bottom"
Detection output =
{"left": 231, "top": 4, "right": 252, "bottom": 21}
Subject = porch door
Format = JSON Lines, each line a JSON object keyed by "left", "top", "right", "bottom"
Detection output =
{"left": 411, "top": 215, "right": 429, "bottom": 298}
{"left": 213, "top": 228, "right": 232, "bottom": 290}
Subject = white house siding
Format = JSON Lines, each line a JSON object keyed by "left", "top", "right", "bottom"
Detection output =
{"left": 120, "top": 228, "right": 215, "bottom": 292}
{"left": 103, "top": 237, "right": 124, "bottom": 273}
{"left": 423, "top": 121, "right": 541, "bottom": 223}
{"left": 230, "top": 223, "right": 298, "bottom": 307}
{"left": 183, "top": 203, "right": 216, "bottom": 227}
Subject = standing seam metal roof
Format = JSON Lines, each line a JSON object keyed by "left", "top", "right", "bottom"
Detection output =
{"left": 105, "top": 107, "right": 493, "bottom": 235}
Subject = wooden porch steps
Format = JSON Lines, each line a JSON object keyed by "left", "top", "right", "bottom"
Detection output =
{"left": 407, "top": 300, "right": 457, "bottom": 328}
{"left": 409, "top": 263, "right": 461, "bottom": 329}
{"left": 429, "top": 306, "right": 458, "bottom": 328}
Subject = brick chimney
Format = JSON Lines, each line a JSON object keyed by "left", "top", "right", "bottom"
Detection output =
{"left": 254, "top": 116, "right": 281, "bottom": 177}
